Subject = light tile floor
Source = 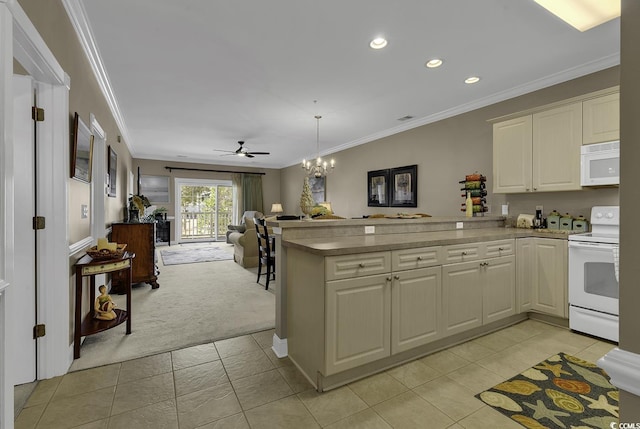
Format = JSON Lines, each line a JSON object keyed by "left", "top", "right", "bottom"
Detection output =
{"left": 14, "top": 320, "right": 616, "bottom": 429}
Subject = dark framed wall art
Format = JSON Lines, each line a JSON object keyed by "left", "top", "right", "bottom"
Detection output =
{"left": 367, "top": 169, "right": 390, "bottom": 207}
{"left": 390, "top": 165, "right": 417, "bottom": 208}
{"left": 140, "top": 175, "right": 170, "bottom": 203}
{"left": 70, "top": 112, "right": 94, "bottom": 183}
{"left": 308, "top": 176, "right": 326, "bottom": 204}
{"left": 107, "top": 146, "right": 117, "bottom": 197}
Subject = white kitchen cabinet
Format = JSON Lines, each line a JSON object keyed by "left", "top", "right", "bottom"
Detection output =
{"left": 492, "top": 116, "right": 533, "bottom": 193}
{"left": 442, "top": 254, "right": 515, "bottom": 336}
{"left": 583, "top": 92, "right": 619, "bottom": 144}
{"left": 493, "top": 102, "right": 582, "bottom": 193}
{"left": 442, "top": 260, "right": 483, "bottom": 336}
{"left": 391, "top": 266, "right": 441, "bottom": 354}
{"left": 532, "top": 102, "right": 583, "bottom": 192}
{"left": 482, "top": 255, "right": 516, "bottom": 324}
{"left": 325, "top": 273, "right": 391, "bottom": 375}
{"left": 516, "top": 237, "right": 568, "bottom": 318}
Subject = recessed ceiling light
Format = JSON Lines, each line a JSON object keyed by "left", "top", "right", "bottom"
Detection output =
{"left": 534, "top": 0, "right": 620, "bottom": 32}
{"left": 369, "top": 37, "right": 388, "bottom": 49}
{"left": 465, "top": 76, "right": 480, "bottom": 84}
{"left": 425, "top": 59, "right": 443, "bottom": 68}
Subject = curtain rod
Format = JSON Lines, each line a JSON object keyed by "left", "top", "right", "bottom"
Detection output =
{"left": 164, "top": 166, "right": 265, "bottom": 175}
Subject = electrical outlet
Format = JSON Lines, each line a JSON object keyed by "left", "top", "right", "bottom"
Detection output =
{"left": 502, "top": 204, "right": 509, "bottom": 216}
{"left": 365, "top": 225, "right": 375, "bottom": 234}
{"left": 456, "top": 222, "right": 463, "bottom": 229}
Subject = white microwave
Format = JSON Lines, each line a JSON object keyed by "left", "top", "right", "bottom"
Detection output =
{"left": 581, "top": 141, "right": 620, "bottom": 186}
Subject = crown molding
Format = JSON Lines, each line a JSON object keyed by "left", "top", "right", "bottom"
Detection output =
{"left": 287, "top": 52, "right": 620, "bottom": 168}
{"left": 62, "top": 0, "right": 133, "bottom": 154}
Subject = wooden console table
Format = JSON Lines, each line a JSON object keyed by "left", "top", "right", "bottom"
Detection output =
{"left": 74, "top": 252, "right": 135, "bottom": 359}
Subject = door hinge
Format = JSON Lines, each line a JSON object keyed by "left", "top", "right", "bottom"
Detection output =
{"left": 33, "top": 216, "right": 45, "bottom": 230}
{"left": 33, "top": 324, "right": 46, "bottom": 339}
{"left": 32, "top": 106, "right": 44, "bottom": 121}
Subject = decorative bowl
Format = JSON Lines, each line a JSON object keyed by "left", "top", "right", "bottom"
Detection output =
{"left": 86, "top": 244, "right": 127, "bottom": 260}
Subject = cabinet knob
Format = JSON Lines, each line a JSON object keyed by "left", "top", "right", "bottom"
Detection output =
{"left": 417, "top": 256, "right": 423, "bottom": 261}
{"left": 526, "top": 188, "right": 530, "bottom": 191}
{"left": 461, "top": 251, "right": 468, "bottom": 256}
{"left": 386, "top": 277, "right": 392, "bottom": 282}
{"left": 394, "top": 275, "right": 400, "bottom": 280}
{"left": 498, "top": 247, "right": 504, "bottom": 251}
{"left": 533, "top": 188, "right": 537, "bottom": 191}
{"left": 358, "top": 263, "right": 365, "bottom": 268}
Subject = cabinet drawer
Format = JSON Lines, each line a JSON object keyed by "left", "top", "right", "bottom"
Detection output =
{"left": 392, "top": 246, "right": 443, "bottom": 271}
{"left": 325, "top": 252, "right": 391, "bottom": 281}
{"left": 442, "top": 243, "right": 481, "bottom": 264}
{"left": 483, "top": 239, "right": 514, "bottom": 259}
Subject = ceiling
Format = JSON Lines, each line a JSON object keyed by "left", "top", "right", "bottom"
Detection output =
{"left": 75, "top": 0, "right": 620, "bottom": 169}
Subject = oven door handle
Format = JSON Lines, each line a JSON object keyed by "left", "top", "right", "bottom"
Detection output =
{"left": 568, "top": 241, "right": 618, "bottom": 250}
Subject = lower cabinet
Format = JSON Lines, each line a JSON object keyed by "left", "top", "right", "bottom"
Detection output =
{"left": 325, "top": 274, "right": 391, "bottom": 375}
{"left": 442, "top": 255, "right": 516, "bottom": 336}
{"left": 516, "top": 237, "right": 568, "bottom": 318}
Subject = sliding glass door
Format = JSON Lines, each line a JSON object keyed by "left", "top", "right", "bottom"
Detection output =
{"left": 175, "top": 179, "right": 232, "bottom": 242}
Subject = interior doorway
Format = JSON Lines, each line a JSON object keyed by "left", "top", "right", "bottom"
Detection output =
{"left": 175, "top": 179, "right": 233, "bottom": 242}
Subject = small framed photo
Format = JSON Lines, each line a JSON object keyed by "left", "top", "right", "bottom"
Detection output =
{"left": 71, "top": 113, "right": 94, "bottom": 183}
{"left": 367, "top": 169, "right": 390, "bottom": 207}
{"left": 390, "top": 165, "right": 417, "bottom": 208}
{"left": 107, "top": 146, "right": 117, "bottom": 197}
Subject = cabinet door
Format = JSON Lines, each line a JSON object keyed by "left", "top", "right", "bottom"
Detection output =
{"left": 325, "top": 274, "right": 391, "bottom": 375}
{"left": 531, "top": 238, "right": 568, "bottom": 318}
{"left": 442, "top": 261, "right": 483, "bottom": 336}
{"left": 493, "top": 116, "right": 532, "bottom": 193}
{"left": 391, "top": 267, "right": 441, "bottom": 354}
{"left": 583, "top": 92, "right": 619, "bottom": 144}
{"left": 516, "top": 238, "right": 533, "bottom": 313}
{"left": 532, "top": 102, "right": 582, "bottom": 192}
{"left": 483, "top": 256, "right": 516, "bottom": 324}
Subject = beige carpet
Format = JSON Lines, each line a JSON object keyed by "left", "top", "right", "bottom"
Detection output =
{"left": 71, "top": 243, "right": 275, "bottom": 371}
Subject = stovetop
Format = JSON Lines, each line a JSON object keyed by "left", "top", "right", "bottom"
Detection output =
{"left": 568, "top": 206, "right": 619, "bottom": 244}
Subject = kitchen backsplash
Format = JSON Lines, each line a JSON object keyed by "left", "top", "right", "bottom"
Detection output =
{"left": 491, "top": 187, "right": 619, "bottom": 227}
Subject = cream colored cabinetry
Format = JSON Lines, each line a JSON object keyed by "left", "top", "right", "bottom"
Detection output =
{"left": 493, "top": 102, "right": 582, "bottom": 193}
{"left": 583, "top": 92, "right": 619, "bottom": 144}
{"left": 391, "top": 266, "right": 441, "bottom": 354}
{"left": 532, "top": 102, "right": 582, "bottom": 192}
{"left": 442, "top": 240, "right": 516, "bottom": 336}
{"left": 516, "top": 237, "right": 568, "bottom": 318}
{"left": 325, "top": 274, "right": 391, "bottom": 375}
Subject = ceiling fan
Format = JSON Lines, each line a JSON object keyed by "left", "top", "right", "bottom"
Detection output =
{"left": 213, "top": 141, "right": 270, "bottom": 158}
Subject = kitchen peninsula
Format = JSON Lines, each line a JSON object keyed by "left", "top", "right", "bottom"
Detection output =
{"left": 270, "top": 216, "right": 570, "bottom": 391}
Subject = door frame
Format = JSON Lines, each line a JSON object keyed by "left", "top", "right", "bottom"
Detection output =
{"left": 1, "top": 1, "right": 70, "bottom": 426}
{"left": 174, "top": 178, "right": 232, "bottom": 242}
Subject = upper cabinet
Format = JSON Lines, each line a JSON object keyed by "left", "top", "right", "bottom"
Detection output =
{"left": 492, "top": 88, "right": 619, "bottom": 194}
{"left": 583, "top": 92, "right": 620, "bottom": 144}
{"left": 493, "top": 103, "right": 582, "bottom": 193}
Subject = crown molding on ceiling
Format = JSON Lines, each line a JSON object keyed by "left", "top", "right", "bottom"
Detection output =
{"left": 291, "top": 52, "right": 620, "bottom": 168}
{"left": 62, "top": 0, "right": 133, "bottom": 154}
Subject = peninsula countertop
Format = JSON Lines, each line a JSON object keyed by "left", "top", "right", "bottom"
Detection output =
{"left": 281, "top": 227, "right": 573, "bottom": 256}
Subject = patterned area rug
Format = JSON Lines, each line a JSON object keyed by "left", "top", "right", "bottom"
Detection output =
{"left": 476, "top": 353, "right": 619, "bottom": 429}
{"left": 160, "top": 246, "right": 233, "bottom": 265}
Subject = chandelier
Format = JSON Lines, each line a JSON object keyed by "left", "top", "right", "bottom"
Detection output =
{"left": 302, "top": 111, "right": 335, "bottom": 178}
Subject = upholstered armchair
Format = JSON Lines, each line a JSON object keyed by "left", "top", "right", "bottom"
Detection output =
{"left": 227, "top": 211, "right": 263, "bottom": 267}
{"left": 226, "top": 210, "right": 263, "bottom": 243}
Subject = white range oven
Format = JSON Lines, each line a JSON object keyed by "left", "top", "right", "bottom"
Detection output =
{"left": 568, "top": 206, "right": 619, "bottom": 342}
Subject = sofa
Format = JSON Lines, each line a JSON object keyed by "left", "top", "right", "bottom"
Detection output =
{"left": 227, "top": 211, "right": 263, "bottom": 267}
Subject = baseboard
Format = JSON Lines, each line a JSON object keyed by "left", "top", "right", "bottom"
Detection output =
{"left": 598, "top": 347, "right": 640, "bottom": 397}
{"left": 272, "top": 334, "right": 288, "bottom": 358}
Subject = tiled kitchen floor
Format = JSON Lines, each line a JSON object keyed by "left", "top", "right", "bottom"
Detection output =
{"left": 14, "top": 319, "right": 615, "bottom": 429}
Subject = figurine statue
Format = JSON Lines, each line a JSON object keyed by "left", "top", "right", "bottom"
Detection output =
{"left": 94, "top": 285, "right": 117, "bottom": 320}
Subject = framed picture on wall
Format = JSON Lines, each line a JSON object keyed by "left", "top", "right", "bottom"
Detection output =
{"left": 140, "top": 175, "right": 170, "bottom": 203}
{"left": 308, "top": 176, "right": 325, "bottom": 205}
{"left": 390, "top": 165, "right": 417, "bottom": 208}
{"left": 70, "top": 112, "right": 94, "bottom": 183}
{"left": 367, "top": 169, "right": 390, "bottom": 207}
{"left": 107, "top": 146, "right": 117, "bottom": 197}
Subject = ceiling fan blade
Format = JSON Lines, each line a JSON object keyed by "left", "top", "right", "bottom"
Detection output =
{"left": 245, "top": 153, "right": 255, "bottom": 158}
{"left": 212, "top": 149, "right": 235, "bottom": 154}
{"left": 246, "top": 151, "right": 270, "bottom": 155}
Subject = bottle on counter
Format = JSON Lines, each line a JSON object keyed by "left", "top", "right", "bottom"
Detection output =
{"left": 465, "top": 192, "right": 473, "bottom": 217}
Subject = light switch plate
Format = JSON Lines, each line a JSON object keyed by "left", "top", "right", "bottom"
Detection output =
{"left": 81, "top": 204, "right": 88, "bottom": 219}
{"left": 456, "top": 222, "right": 463, "bottom": 229}
{"left": 365, "top": 226, "right": 375, "bottom": 234}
